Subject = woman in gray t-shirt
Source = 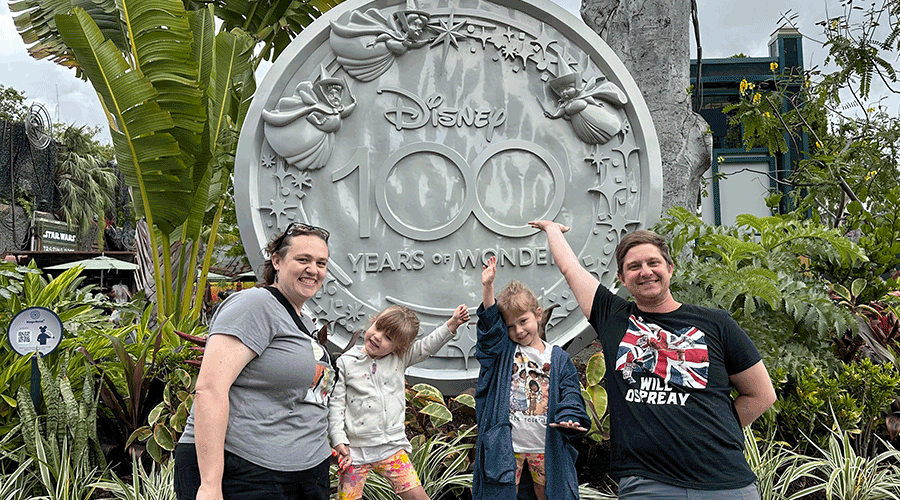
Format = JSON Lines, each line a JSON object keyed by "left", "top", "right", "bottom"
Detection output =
{"left": 175, "top": 223, "right": 336, "bottom": 500}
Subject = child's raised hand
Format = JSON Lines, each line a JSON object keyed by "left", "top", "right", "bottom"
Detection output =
{"left": 482, "top": 255, "right": 497, "bottom": 286}
{"left": 549, "top": 420, "right": 589, "bottom": 432}
{"left": 529, "top": 220, "right": 570, "bottom": 233}
{"left": 447, "top": 304, "right": 470, "bottom": 333}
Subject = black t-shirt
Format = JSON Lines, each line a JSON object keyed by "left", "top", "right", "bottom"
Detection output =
{"left": 588, "top": 285, "right": 760, "bottom": 489}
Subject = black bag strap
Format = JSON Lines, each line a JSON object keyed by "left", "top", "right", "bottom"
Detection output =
{"left": 265, "top": 286, "right": 357, "bottom": 359}
{"left": 265, "top": 286, "right": 312, "bottom": 337}
{"left": 341, "top": 329, "right": 363, "bottom": 355}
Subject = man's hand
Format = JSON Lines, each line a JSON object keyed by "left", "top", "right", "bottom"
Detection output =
{"left": 528, "top": 220, "right": 570, "bottom": 233}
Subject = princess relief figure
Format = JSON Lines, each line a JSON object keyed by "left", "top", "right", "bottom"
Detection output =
{"left": 329, "top": 0, "right": 432, "bottom": 82}
{"left": 262, "top": 68, "right": 357, "bottom": 170}
{"left": 541, "top": 71, "right": 629, "bottom": 145}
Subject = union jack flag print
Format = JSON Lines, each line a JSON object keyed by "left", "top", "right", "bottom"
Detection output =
{"left": 615, "top": 316, "right": 710, "bottom": 389}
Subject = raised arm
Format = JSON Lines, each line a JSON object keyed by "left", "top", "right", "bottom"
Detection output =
{"left": 730, "top": 360, "right": 777, "bottom": 427}
{"left": 405, "top": 304, "right": 471, "bottom": 365}
{"left": 482, "top": 256, "right": 497, "bottom": 308}
{"left": 192, "top": 334, "right": 256, "bottom": 500}
{"left": 530, "top": 220, "right": 600, "bottom": 319}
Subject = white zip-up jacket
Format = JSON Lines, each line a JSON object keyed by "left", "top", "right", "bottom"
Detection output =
{"left": 328, "top": 322, "right": 455, "bottom": 448}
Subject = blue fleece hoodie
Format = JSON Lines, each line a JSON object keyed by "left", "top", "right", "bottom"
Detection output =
{"left": 473, "top": 303, "right": 591, "bottom": 500}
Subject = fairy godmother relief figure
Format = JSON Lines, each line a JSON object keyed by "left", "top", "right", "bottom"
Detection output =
{"left": 541, "top": 71, "right": 629, "bottom": 145}
{"left": 329, "top": 0, "right": 432, "bottom": 82}
{"left": 262, "top": 70, "right": 357, "bottom": 170}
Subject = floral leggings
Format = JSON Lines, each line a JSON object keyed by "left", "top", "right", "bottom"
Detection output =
{"left": 514, "top": 452, "right": 546, "bottom": 486}
{"left": 338, "top": 449, "right": 421, "bottom": 500}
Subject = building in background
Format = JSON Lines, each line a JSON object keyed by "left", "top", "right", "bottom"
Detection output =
{"left": 691, "top": 25, "right": 807, "bottom": 226}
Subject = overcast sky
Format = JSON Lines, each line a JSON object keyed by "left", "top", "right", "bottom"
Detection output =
{"left": 0, "top": 0, "right": 873, "bottom": 144}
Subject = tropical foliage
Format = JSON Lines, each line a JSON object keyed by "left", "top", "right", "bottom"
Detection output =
{"left": 9, "top": 0, "right": 348, "bottom": 332}
{"left": 655, "top": 206, "right": 862, "bottom": 369}
{"left": 54, "top": 124, "right": 118, "bottom": 245}
{"left": 0, "top": 84, "right": 28, "bottom": 121}
{"left": 581, "top": 352, "right": 609, "bottom": 442}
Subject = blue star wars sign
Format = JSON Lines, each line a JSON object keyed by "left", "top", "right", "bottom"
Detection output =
{"left": 7, "top": 307, "right": 64, "bottom": 357}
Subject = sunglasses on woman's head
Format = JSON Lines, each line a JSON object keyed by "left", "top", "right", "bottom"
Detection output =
{"left": 282, "top": 222, "right": 330, "bottom": 243}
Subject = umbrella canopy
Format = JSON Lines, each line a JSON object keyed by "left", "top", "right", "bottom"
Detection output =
{"left": 45, "top": 255, "right": 139, "bottom": 271}
{"left": 237, "top": 271, "right": 258, "bottom": 282}
{"left": 203, "top": 270, "right": 231, "bottom": 281}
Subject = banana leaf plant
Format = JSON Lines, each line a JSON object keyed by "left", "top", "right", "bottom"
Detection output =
{"left": 51, "top": 1, "right": 254, "bottom": 331}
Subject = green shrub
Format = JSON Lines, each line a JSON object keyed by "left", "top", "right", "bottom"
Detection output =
{"left": 775, "top": 359, "right": 900, "bottom": 456}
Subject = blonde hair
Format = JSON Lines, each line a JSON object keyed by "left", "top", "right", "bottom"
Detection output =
{"left": 369, "top": 305, "right": 420, "bottom": 355}
{"left": 496, "top": 281, "right": 555, "bottom": 340}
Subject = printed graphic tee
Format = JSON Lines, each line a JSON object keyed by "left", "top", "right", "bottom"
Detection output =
{"left": 509, "top": 341, "right": 553, "bottom": 453}
{"left": 589, "top": 285, "right": 761, "bottom": 489}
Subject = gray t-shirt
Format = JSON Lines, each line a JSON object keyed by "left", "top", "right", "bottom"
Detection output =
{"left": 180, "top": 287, "right": 334, "bottom": 471}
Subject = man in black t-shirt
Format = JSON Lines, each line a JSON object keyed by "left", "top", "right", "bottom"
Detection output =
{"left": 530, "top": 221, "right": 776, "bottom": 499}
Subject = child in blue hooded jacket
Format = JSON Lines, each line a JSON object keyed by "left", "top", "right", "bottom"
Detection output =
{"left": 473, "top": 256, "right": 590, "bottom": 500}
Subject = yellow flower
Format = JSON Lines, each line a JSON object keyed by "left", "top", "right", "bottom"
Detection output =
{"left": 739, "top": 78, "right": 749, "bottom": 95}
{"left": 816, "top": 141, "right": 822, "bottom": 148}
{"left": 770, "top": 62, "right": 779, "bottom": 72}
{"left": 717, "top": 156, "right": 725, "bottom": 164}
{"left": 752, "top": 93, "right": 761, "bottom": 104}
{"left": 764, "top": 112, "right": 771, "bottom": 118}
{"left": 867, "top": 107, "right": 875, "bottom": 113}
{"left": 866, "top": 170, "right": 877, "bottom": 181}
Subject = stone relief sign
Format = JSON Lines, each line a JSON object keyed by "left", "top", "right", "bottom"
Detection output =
{"left": 235, "top": 0, "right": 662, "bottom": 390}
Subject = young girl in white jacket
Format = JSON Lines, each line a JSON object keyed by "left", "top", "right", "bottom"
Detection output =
{"left": 329, "top": 304, "right": 470, "bottom": 500}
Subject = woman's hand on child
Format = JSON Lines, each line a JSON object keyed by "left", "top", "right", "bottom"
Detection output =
{"left": 447, "top": 304, "right": 470, "bottom": 332}
{"left": 482, "top": 255, "right": 497, "bottom": 286}
{"left": 528, "top": 220, "right": 570, "bottom": 233}
{"left": 333, "top": 444, "right": 352, "bottom": 472}
{"left": 549, "top": 420, "right": 589, "bottom": 432}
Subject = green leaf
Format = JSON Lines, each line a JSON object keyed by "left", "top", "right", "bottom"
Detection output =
{"left": 175, "top": 368, "right": 192, "bottom": 388}
{"left": 172, "top": 401, "right": 189, "bottom": 432}
{"left": 146, "top": 433, "right": 164, "bottom": 462}
{"left": 412, "top": 383, "right": 444, "bottom": 403}
{"left": 850, "top": 278, "right": 867, "bottom": 299}
{"left": 587, "top": 385, "right": 608, "bottom": 416}
{"left": 420, "top": 402, "right": 452, "bottom": 427}
{"left": 452, "top": 393, "right": 475, "bottom": 409}
{"left": 585, "top": 352, "right": 605, "bottom": 384}
{"left": 148, "top": 403, "right": 167, "bottom": 426}
{"left": 126, "top": 426, "right": 152, "bottom": 449}
{"left": 153, "top": 422, "right": 177, "bottom": 451}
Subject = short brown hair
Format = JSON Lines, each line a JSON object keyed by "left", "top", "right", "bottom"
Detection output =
{"left": 615, "top": 229, "right": 673, "bottom": 274}
{"left": 371, "top": 305, "right": 420, "bottom": 355}
{"left": 496, "top": 281, "right": 554, "bottom": 340}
